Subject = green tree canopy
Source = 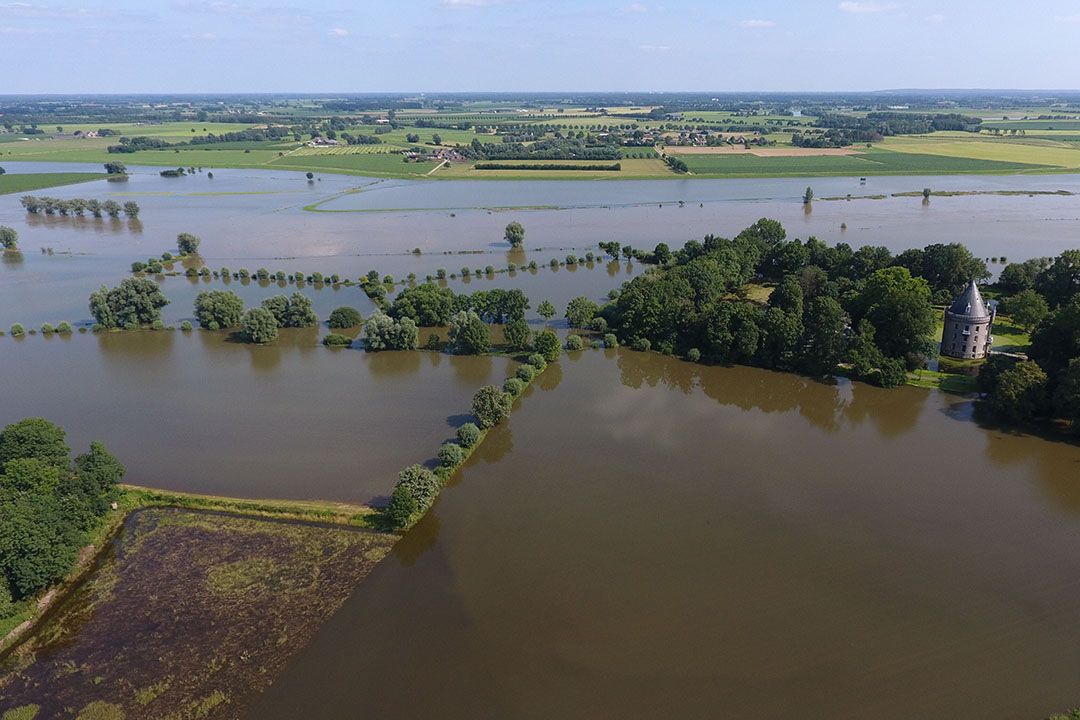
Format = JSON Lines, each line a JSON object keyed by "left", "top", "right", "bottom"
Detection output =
{"left": 89, "top": 278, "right": 169, "bottom": 329}
{"left": 504, "top": 221, "right": 525, "bottom": 247}
{"left": 471, "top": 385, "right": 512, "bottom": 429}
{"left": 0, "top": 418, "right": 70, "bottom": 473}
{"left": 536, "top": 300, "right": 556, "bottom": 322}
{"left": 1001, "top": 289, "right": 1049, "bottom": 332}
{"left": 849, "top": 266, "right": 934, "bottom": 361}
{"left": 328, "top": 306, "right": 363, "bottom": 329}
{"left": 364, "top": 311, "right": 419, "bottom": 351}
{"left": 176, "top": 232, "right": 201, "bottom": 255}
{"left": 503, "top": 317, "right": 531, "bottom": 351}
{"left": 533, "top": 329, "right": 561, "bottom": 362}
{"left": 390, "top": 284, "right": 459, "bottom": 326}
{"left": 241, "top": 307, "right": 279, "bottom": 344}
{"left": 1035, "top": 250, "right": 1080, "bottom": 308}
{"left": 194, "top": 290, "right": 244, "bottom": 329}
{"left": 565, "top": 296, "right": 599, "bottom": 328}
{"left": 447, "top": 310, "right": 491, "bottom": 355}
{"left": 0, "top": 226, "right": 17, "bottom": 251}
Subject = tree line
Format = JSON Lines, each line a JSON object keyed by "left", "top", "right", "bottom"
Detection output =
{"left": 20, "top": 196, "right": 139, "bottom": 219}
{"left": 976, "top": 250, "right": 1080, "bottom": 428}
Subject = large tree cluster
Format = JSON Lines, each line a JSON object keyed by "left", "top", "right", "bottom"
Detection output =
{"left": 0, "top": 419, "right": 124, "bottom": 609}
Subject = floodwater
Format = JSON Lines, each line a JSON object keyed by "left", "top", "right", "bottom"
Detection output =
{"left": 0, "top": 330, "right": 515, "bottom": 503}
{"left": 5, "top": 165, "right": 1080, "bottom": 717}
{"left": 255, "top": 349, "right": 1080, "bottom": 720}
{"left": 3, "top": 163, "right": 1080, "bottom": 327}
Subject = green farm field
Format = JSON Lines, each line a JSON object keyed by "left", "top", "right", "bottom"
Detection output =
{"left": 270, "top": 151, "right": 439, "bottom": 176}
{"left": 885, "top": 135, "right": 1080, "bottom": 170}
{"left": 435, "top": 157, "right": 672, "bottom": 179}
{"left": 679, "top": 147, "right": 1051, "bottom": 177}
{"left": 0, "top": 172, "right": 108, "bottom": 195}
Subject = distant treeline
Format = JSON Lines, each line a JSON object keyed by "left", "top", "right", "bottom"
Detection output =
{"left": 108, "top": 126, "right": 294, "bottom": 153}
{"left": 474, "top": 162, "right": 621, "bottom": 171}
{"left": 796, "top": 112, "right": 982, "bottom": 147}
{"left": 464, "top": 137, "right": 621, "bottom": 161}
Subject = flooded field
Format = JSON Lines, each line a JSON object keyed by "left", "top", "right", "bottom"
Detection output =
{"left": 0, "top": 331, "right": 516, "bottom": 503}
{"left": 4, "top": 166, "right": 1080, "bottom": 719}
{"left": 254, "top": 349, "right": 1080, "bottom": 720}
{"left": 0, "top": 507, "right": 395, "bottom": 719}
{"left": 3, "top": 163, "right": 1080, "bottom": 327}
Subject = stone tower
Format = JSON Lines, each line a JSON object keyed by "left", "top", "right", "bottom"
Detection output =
{"left": 941, "top": 280, "right": 995, "bottom": 360}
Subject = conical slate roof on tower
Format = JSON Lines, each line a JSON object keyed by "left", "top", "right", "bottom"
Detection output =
{"left": 947, "top": 280, "right": 990, "bottom": 320}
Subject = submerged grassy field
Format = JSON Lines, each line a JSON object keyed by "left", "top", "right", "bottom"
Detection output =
{"left": 0, "top": 507, "right": 395, "bottom": 720}
{"left": 0, "top": 172, "right": 108, "bottom": 195}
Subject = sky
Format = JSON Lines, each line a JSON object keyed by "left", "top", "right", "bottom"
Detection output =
{"left": 1, "top": 0, "right": 1079, "bottom": 94}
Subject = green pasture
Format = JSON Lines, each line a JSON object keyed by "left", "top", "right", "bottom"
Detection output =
{"left": 0, "top": 172, "right": 108, "bottom": 195}
{"left": 269, "top": 152, "right": 438, "bottom": 176}
{"left": 680, "top": 147, "right": 1049, "bottom": 177}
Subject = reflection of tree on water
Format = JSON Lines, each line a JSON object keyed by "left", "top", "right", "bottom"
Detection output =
{"left": 2, "top": 250, "right": 24, "bottom": 265}
{"left": 474, "top": 418, "right": 513, "bottom": 464}
{"left": 615, "top": 349, "right": 927, "bottom": 436}
{"left": 975, "top": 409, "right": 1080, "bottom": 514}
{"left": 505, "top": 245, "right": 525, "bottom": 267}
{"left": 536, "top": 358, "right": 562, "bottom": 391}
{"left": 393, "top": 508, "right": 440, "bottom": 567}
{"left": 97, "top": 326, "right": 177, "bottom": 360}
{"left": 842, "top": 380, "right": 928, "bottom": 438}
{"left": 448, "top": 352, "right": 492, "bottom": 384}
{"left": 367, "top": 348, "right": 423, "bottom": 377}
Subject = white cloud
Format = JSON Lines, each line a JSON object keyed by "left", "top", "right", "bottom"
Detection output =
{"left": 740, "top": 19, "right": 775, "bottom": 27}
{"left": 327, "top": 27, "right": 347, "bottom": 36}
{"left": 924, "top": 13, "right": 944, "bottom": 23}
{"left": 1054, "top": 13, "right": 1080, "bottom": 22}
{"left": 838, "top": 1, "right": 898, "bottom": 13}
{"left": 624, "top": 2, "right": 648, "bottom": 12}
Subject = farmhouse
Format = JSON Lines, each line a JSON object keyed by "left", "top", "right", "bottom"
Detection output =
{"left": 940, "top": 280, "right": 995, "bottom": 360}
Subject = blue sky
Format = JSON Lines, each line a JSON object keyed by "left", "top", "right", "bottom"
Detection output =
{"left": 1, "top": 0, "right": 1079, "bottom": 93}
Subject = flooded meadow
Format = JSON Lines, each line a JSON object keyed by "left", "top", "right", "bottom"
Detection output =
{"left": 3, "top": 164, "right": 1080, "bottom": 718}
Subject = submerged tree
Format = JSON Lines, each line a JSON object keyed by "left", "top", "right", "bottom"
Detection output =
{"left": 194, "top": 290, "right": 244, "bottom": 329}
{"left": 504, "top": 221, "right": 525, "bottom": 247}
{"left": 471, "top": 385, "right": 512, "bottom": 429}
{"left": 0, "top": 226, "right": 17, "bottom": 251}
{"left": 176, "top": 232, "right": 201, "bottom": 255}
{"left": 88, "top": 278, "right": 169, "bottom": 329}
{"left": 241, "top": 307, "right": 279, "bottom": 344}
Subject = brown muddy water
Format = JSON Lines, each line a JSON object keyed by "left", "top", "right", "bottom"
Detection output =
{"left": 254, "top": 349, "right": 1080, "bottom": 720}
{"left": 0, "top": 330, "right": 516, "bottom": 503}
{"left": 3, "top": 163, "right": 1080, "bottom": 327}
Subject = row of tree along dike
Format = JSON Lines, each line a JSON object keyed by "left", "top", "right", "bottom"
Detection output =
{"left": 592, "top": 218, "right": 1079, "bottom": 434}
{"left": 20, "top": 196, "right": 140, "bottom": 219}
{"left": 384, "top": 333, "right": 574, "bottom": 531}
